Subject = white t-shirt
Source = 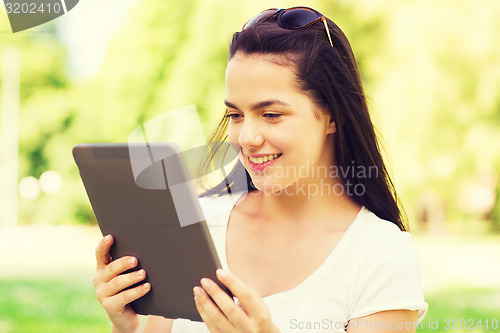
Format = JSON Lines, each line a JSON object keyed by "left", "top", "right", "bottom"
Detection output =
{"left": 172, "top": 193, "right": 428, "bottom": 332}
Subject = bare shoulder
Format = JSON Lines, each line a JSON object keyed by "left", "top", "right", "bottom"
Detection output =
{"left": 144, "top": 316, "right": 173, "bottom": 333}
{"left": 233, "top": 191, "right": 261, "bottom": 213}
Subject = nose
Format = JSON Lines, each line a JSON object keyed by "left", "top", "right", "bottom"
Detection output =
{"left": 238, "top": 118, "right": 264, "bottom": 149}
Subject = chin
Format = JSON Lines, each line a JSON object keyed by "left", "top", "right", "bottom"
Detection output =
{"left": 250, "top": 178, "right": 296, "bottom": 196}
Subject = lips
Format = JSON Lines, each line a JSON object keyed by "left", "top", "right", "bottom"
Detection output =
{"left": 246, "top": 153, "right": 282, "bottom": 172}
{"left": 248, "top": 153, "right": 282, "bottom": 164}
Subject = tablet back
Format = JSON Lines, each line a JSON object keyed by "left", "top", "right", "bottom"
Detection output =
{"left": 73, "top": 143, "right": 230, "bottom": 322}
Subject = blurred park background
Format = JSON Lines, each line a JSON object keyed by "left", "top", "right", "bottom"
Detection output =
{"left": 0, "top": 0, "right": 499, "bottom": 332}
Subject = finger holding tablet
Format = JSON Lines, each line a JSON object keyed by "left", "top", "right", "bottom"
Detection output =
{"left": 93, "top": 234, "right": 151, "bottom": 333}
{"left": 194, "top": 269, "right": 279, "bottom": 333}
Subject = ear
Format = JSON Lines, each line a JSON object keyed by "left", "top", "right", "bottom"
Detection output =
{"left": 326, "top": 118, "right": 337, "bottom": 134}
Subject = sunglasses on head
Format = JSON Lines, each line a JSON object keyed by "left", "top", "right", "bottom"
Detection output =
{"left": 242, "top": 6, "right": 334, "bottom": 48}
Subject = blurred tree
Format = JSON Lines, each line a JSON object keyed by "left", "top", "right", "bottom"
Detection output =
{"left": 350, "top": 0, "right": 500, "bottom": 230}
{"left": 0, "top": 20, "right": 75, "bottom": 225}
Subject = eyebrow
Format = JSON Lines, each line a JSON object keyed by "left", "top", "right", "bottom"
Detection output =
{"left": 224, "top": 99, "right": 292, "bottom": 111}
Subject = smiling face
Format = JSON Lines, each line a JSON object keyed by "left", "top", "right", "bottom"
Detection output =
{"left": 225, "top": 52, "right": 337, "bottom": 194}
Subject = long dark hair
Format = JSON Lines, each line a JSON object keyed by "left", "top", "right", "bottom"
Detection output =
{"left": 200, "top": 13, "right": 408, "bottom": 231}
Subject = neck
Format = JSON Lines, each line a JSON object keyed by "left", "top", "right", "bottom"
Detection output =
{"left": 249, "top": 175, "right": 360, "bottom": 228}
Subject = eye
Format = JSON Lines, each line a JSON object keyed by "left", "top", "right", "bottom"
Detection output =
{"left": 263, "top": 113, "right": 281, "bottom": 120}
{"left": 224, "top": 112, "right": 243, "bottom": 121}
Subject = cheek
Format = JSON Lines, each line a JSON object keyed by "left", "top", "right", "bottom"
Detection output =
{"left": 227, "top": 123, "right": 240, "bottom": 144}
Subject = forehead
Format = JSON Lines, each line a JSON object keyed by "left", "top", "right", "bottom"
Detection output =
{"left": 225, "top": 53, "right": 301, "bottom": 102}
{"left": 226, "top": 52, "right": 296, "bottom": 79}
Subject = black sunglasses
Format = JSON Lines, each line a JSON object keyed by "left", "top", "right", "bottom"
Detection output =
{"left": 242, "top": 6, "right": 333, "bottom": 47}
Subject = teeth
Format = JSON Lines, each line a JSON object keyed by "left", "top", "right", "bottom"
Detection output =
{"left": 249, "top": 154, "right": 281, "bottom": 164}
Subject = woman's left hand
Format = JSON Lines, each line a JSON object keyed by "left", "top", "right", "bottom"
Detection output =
{"left": 194, "top": 269, "right": 280, "bottom": 333}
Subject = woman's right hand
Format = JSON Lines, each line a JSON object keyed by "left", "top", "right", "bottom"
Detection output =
{"left": 93, "top": 234, "right": 151, "bottom": 333}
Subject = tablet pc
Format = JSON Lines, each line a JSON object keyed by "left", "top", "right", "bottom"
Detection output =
{"left": 73, "top": 142, "right": 232, "bottom": 322}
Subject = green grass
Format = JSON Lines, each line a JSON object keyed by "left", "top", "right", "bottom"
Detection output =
{"left": 417, "top": 287, "right": 500, "bottom": 333}
{"left": 0, "top": 279, "right": 499, "bottom": 332}
{"left": 0, "top": 278, "right": 110, "bottom": 333}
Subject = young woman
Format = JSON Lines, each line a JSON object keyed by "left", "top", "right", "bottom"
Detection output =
{"left": 93, "top": 7, "right": 428, "bottom": 332}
